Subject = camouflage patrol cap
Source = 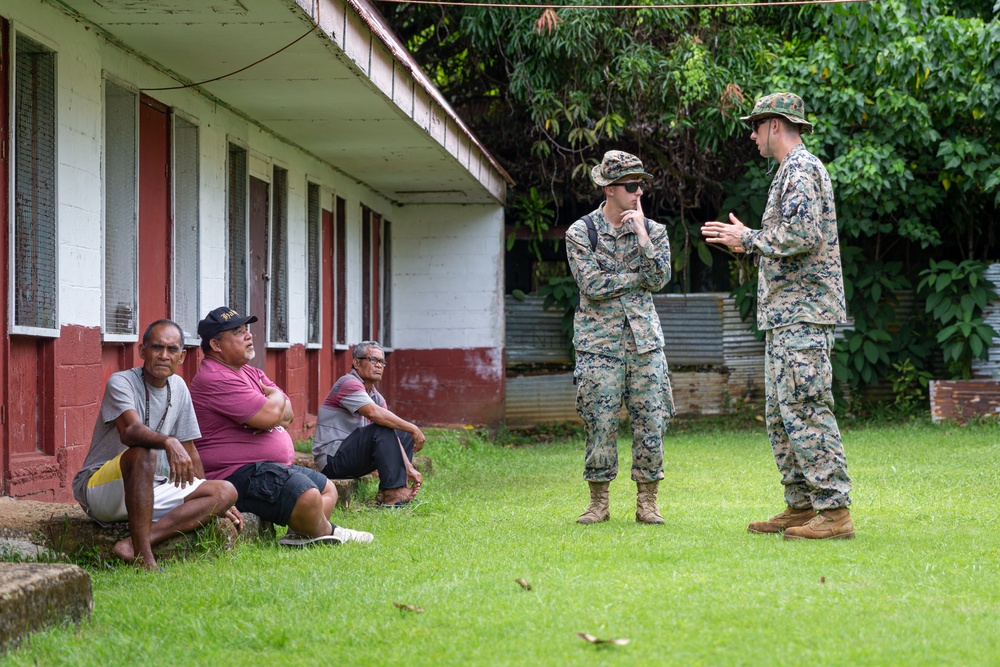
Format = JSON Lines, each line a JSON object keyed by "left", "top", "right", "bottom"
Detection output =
{"left": 740, "top": 92, "right": 814, "bottom": 133}
{"left": 590, "top": 150, "right": 653, "bottom": 187}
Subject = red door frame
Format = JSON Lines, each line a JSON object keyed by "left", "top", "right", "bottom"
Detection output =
{"left": 138, "top": 95, "right": 171, "bottom": 331}
{"left": 101, "top": 95, "right": 173, "bottom": 383}
{"left": 0, "top": 17, "right": 10, "bottom": 491}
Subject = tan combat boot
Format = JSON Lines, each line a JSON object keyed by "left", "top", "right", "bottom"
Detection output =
{"left": 747, "top": 507, "right": 817, "bottom": 534}
{"left": 783, "top": 508, "right": 855, "bottom": 540}
{"left": 635, "top": 481, "right": 664, "bottom": 524}
{"left": 577, "top": 481, "right": 610, "bottom": 524}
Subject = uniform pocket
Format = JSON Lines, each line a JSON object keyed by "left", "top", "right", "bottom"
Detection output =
{"left": 245, "top": 463, "right": 292, "bottom": 503}
{"left": 595, "top": 246, "right": 617, "bottom": 271}
{"left": 773, "top": 325, "right": 834, "bottom": 405}
{"left": 786, "top": 347, "right": 832, "bottom": 404}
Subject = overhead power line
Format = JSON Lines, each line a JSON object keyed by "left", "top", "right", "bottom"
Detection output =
{"left": 377, "top": 0, "right": 874, "bottom": 8}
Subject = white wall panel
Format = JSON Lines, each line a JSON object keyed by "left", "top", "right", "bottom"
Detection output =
{"left": 390, "top": 204, "right": 503, "bottom": 350}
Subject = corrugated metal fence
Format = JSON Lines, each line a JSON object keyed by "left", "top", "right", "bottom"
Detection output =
{"left": 506, "top": 264, "right": 1000, "bottom": 425}
{"left": 972, "top": 263, "right": 1000, "bottom": 380}
{"left": 505, "top": 293, "right": 764, "bottom": 425}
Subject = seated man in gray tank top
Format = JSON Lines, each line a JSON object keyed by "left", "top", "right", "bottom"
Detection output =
{"left": 313, "top": 341, "right": 425, "bottom": 507}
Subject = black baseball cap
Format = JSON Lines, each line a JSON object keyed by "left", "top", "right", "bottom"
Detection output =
{"left": 197, "top": 306, "right": 258, "bottom": 341}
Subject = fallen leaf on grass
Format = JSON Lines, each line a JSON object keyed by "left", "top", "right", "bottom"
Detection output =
{"left": 516, "top": 578, "right": 532, "bottom": 590}
{"left": 577, "top": 632, "right": 630, "bottom": 646}
{"left": 393, "top": 602, "right": 425, "bottom": 613}
{"left": 820, "top": 576, "right": 826, "bottom": 583}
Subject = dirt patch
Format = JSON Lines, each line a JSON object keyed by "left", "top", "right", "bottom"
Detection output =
{"left": 0, "top": 497, "right": 86, "bottom": 540}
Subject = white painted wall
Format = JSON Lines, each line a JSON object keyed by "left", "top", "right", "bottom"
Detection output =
{"left": 390, "top": 204, "right": 505, "bottom": 350}
{"left": 6, "top": 0, "right": 504, "bottom": 350}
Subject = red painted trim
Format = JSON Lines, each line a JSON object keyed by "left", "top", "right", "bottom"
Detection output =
{"left": 379, "top": 347, "right": 504, "bottom": 426}
{"left": 4, "top": 334, "right": 505, "bottom": 501}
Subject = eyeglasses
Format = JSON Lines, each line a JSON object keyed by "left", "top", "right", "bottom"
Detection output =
{"left": 752, "top": 117, "right": 773, "bottom": 132}
{"left": 363, "top": 356, "right": 387, "bottom": 367}
{"left": 615, "top": 182, "right": 643, "bottom": 194}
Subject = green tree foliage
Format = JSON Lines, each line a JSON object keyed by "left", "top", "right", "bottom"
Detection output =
{"left": 375, "top": 0, "right": 999, "bottom": 388}
{"left": 749, "top": 0, "right": 999, "bottom": 389}
{"left": 377, "top": 0, "right": 773, "bottom": 289}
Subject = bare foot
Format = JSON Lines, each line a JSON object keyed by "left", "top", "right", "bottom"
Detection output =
{"left": 113, "top": 537, "right": 159, "bottom": 571}
{"left": 381, "top": 487, "right": 417, "bottom": 505}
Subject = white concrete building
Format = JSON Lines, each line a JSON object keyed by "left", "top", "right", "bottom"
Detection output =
{"left": 1, "top": 0, "right": 510, "bottom": 501}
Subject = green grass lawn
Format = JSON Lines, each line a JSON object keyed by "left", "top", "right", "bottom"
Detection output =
{"left": 4, "top": 419, "right": 999, "bottom": 666}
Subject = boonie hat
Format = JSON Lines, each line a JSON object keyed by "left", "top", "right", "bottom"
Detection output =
{"left": 198, "top": 306, "right": 258, "bottom": 341}
{"left": 591, "top": 150, "right": 653, "bottom": 187}
{"left": 740, "top": 92, "right": 814, "bottom": 133}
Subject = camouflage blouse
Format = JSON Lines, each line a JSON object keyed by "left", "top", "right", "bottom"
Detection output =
{"left": 566, "top": 207, "right": 671, "bottom": 357}
{"left": 740, "top": 143, "right": 847, "bottom": 331}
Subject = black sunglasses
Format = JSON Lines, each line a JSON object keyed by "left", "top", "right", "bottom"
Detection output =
{"left": 615, "top": 182, "right": 643, "bottom": 194}
{"left": 752, "top": 117, "right": 773, "bottom": 132}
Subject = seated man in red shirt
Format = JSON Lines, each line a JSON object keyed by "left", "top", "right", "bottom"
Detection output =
{"left": 190, "top": 306, "right": 372, "bottom": 546}
{"left": 312, "top": 341, "right": 425, "bottom": 507}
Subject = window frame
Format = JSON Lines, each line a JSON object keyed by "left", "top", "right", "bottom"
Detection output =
{"left": 267, "top": 162, "right": 289, "bottom": 346}
{"left": 334, "top": 195, "right": 347, "bottom": 349}
{"left": 360, "top": 204, "right": 391, "bottom": 349}
{"left": 9, "top": 27, "right": 60, "bottom": 338}
{"left": 100, "top": 75, "right": 140, "bottom": 342}
{"left": 226, "top": 139, "right": 250, "bottom": 316}
{"left": 304, "top": 179, "right": 322, "bottom": 350}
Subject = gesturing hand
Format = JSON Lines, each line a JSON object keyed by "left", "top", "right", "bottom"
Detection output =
{"left": 700, "top": 212, "right": 747, "bottom": 253}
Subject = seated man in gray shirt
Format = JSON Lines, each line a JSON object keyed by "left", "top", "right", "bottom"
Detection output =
{"left": 312, "top": 341, "right": 425, "bottom": 506}
{"left": 72, "top": 319, "right": 241, "bottom": 570}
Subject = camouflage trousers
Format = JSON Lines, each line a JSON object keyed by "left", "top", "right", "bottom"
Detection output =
{"left": 764, "top": 322, "right": 852, "bottom": 510}
{"left": 575, "top": 345, "right": 673, "bottom": 483}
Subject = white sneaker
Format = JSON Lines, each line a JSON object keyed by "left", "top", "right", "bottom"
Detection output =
{"left": 332, "top": 525, "right": 374, "bottom": 544}
{"left": 278, "top": 531, "right": 343, "bottom": 547}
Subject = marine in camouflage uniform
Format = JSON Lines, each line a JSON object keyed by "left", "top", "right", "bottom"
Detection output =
{"left": 701, "top": 93, "right": 854, "bottom": 540}
{"left": 566, "top": 150, "right": 674, "bottom": 525}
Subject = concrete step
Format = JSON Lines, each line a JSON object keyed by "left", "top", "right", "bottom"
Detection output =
{"left": 0, "top": 498, "right": 274, "bottom": 565}
{"left": 0, "top": 563, "right": 92, "bottom": 654}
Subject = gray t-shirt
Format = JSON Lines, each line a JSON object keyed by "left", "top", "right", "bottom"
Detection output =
{"left": 312, "top": 370, "right": 385, "bottom": 470}
{"left": 72, "top": 368, "right": 201, "bottom": 513}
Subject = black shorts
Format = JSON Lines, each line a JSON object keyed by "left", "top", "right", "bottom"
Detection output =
{"left": 226, "top": 462, "right": 327, "bottom": 526}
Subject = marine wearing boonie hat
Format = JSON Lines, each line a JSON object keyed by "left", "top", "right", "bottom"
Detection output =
{"left": 740, "top": 92, "right": 814, "bottom": 133}
{"left": 591, "top": 150, "right": 654, "bottom": 187}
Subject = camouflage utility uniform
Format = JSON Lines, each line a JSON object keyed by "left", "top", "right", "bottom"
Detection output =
{"left": 566, "top": 208, "right": 674, "bottom": 484}
{"left": 739, "top": 142, "right": 852, "bottom": 510}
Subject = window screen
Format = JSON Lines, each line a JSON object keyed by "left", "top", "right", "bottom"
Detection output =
{"left": 13, "top": 35, "right": 58, "bottom": 333}
{"left": 103, "top": 80, "right": 138, "bottom": 336}
{"left": 306, "top": 182, "right": 321, "bottom": 345}
{"left": 227, "top": 143, "right": 248, "bottom": 312}
{"left": 382, "top": 219, "right": 392, "bottom": 347}
{"left": 172, "top": 115, "right": 200, "bottom": 341}
{"left": 335, "top": 196, "right": 347, "bottom": 346}
{"left": 362, "top": 206, "right": 372, "bottom": 341}
{"left": 361, "top": 206, "right": 383, "bottom": 342}
{"left": 269, "top": 166, "right": 288, "bottom": 343}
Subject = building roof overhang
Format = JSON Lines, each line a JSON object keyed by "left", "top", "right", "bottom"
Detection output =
{"left": 44, "top": 0, "right": 510, "bottom": 206}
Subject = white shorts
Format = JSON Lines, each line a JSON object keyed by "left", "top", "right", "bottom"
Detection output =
{"left": 85, "top": 451, "right": 205, "bottom": 524}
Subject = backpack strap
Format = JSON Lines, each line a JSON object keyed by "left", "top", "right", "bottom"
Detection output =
{"left": 581, "top": 213, "right": 649, "bottom": 251}
{"left": 582, "top": 214, "right": 598, "bottom": 251}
